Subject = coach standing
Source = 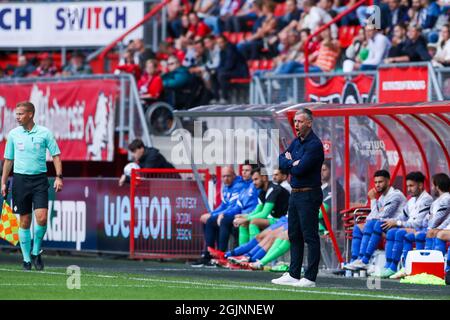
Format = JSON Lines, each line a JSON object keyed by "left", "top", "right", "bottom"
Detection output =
{"left": 272, "top": 108, "right": 324, "bottom": 288}
{"left": 1, "top": 101, "right": 63, "bottom": 271}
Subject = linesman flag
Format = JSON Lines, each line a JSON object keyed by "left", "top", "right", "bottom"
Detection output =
{"left": 0, "top": 200, "right": 19, "bottom": 246}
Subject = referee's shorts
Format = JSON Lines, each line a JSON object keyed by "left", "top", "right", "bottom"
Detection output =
{"left": 12, "top": 173, "right": 50, "bottom": 214}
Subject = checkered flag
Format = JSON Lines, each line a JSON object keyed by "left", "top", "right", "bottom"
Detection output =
{"left": 0, "top": 182, "right": 19, "bottom": 246}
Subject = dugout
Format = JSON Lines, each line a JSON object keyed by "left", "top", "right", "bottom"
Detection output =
{"left": 174, "top": 101, "right": 450, "bottom": 268}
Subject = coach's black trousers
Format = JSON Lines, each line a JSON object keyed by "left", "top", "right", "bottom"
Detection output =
{"left": 288, "top": 188, "right": 323, "bottom": 282}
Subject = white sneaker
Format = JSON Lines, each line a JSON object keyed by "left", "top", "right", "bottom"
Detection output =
{"left": 389, "top": 268, "right": 407, "bottom": 279}
{"left": 271, "top": 272, "right": 300, "bottom": 286}
{"left": 293, "top": 278, "right": 316, "bottom": 288}
{"left": 351, "top": 259, "right": 369, "bottom": 270}
{"left": 343, "top": 260, "right": 359, "bottom": 271}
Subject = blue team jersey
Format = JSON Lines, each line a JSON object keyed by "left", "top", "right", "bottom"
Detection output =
{"left": 211, "top": 176, "right": 247, "bottom": 216}
{"left": 222, "top": 178, "right": 260, "bottom": 217}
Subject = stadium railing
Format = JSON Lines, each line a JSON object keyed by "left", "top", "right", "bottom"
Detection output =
{"left": 249, "top": 62, "right": 445, "bottom": 105}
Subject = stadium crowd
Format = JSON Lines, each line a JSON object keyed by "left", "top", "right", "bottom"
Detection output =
{"left": 192, "top": 160, "right": 450, "bottom": 282}
{"left": 1, "top": 0, "right": 450, "bottom": 107}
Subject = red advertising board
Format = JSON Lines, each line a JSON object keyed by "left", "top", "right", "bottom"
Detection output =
{"left": 0, "top": 177, "right": 207, "bottom": 256}
{"left": 305, "top": 74, "right": 373, "bottom": 103}
{"left": 0, "top": 79, "right": 119, "bottom": 161}
{"left": 377, "top": 65, "right": 429, "bottom": 103}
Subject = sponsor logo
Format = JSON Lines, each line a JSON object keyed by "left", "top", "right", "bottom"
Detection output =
{"left": 56, "top": 6, "right": 127, "bottom": 30}
{"left": 103, "top": 195, "right": 172, "bottom": 240}
{"left": 0, "top": 8, "right": 31, "bottom": 30}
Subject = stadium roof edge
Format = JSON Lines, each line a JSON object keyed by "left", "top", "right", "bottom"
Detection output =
{"left": 173, "top": 101, "right": 450, "bottom": 118}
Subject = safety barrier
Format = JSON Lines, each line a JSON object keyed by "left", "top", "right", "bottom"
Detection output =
{"left": 249, "top": 62, "right": 446, "bottom": 105}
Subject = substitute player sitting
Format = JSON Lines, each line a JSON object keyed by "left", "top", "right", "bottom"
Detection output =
{"left": 233, "top": 167, "right": 290, "bottom": 244}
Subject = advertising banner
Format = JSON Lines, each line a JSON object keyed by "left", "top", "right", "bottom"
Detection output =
{"left": 305, "top": 74, "right": 373, "bottom": 104}
{"left": 0, "top": 79, "right": 119, "bottom": 161}
{"left": 0, "top": 178, "right": 207, "bottom": 256}
{"left": 0, "top": 1, "right": 144, "bottom": 47}
{"left": 377, "top": 65, "right": 429, "bottom": 103}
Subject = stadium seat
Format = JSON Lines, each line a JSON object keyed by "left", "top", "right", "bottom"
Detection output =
{"left": 274, "top": 3, "right": 286, "bottom": 17}
{"left": 338, "top": 25, "right": 362, "bottom": 48}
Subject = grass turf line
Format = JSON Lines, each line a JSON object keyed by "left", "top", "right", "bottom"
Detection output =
{"left": 0, "top": 265, "right": 447, "bottom": 300}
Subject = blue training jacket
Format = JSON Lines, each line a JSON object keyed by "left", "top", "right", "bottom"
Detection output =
{"left": 211, "top": 176, "right": 247, "bottom": 216}
{"left": 221, "top": 179, "right": 259, "bottom": 217}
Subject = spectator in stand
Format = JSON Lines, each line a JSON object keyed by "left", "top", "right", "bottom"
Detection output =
{"left": 157, "top": 41, "right": 185, "bottom": 63}
{"left": 62, "top": 52, "right": 92, "bottom": 76}
{"left": 133, "top": 39, "right": 156, "bottom": 72}
{"left": 114, "top": 49, "right": 141, "bottom": 80}
{"left": 387, "top": 23, "right": 407, "bottom": 57}
{"left": 216, "top": 35, "right": 249, "bottom": 103}
{"left": 299, "top": 0, "right": 338, "bottom": 40}
{"left": 223, "top": 0, "right": 264, "bottom": 33}
{"left": 162, "top": 55, "right": 194, "bottom": 104}
{"left": 186, "top": 12, "right": 212, "bottom": 40}
{"left": 172, "top": 13, "right": 191, "bottom": 39}
{"left": 32, "top": 53, "right": 58, "bottom": 77}
{"left": 270, "top": 27, "right": 340, "bottom": 74}
{"left": 189, "top": 36, "right": 221, "bottom": 100}
{"left": 418, "top": 0, "right": 440, "bottom": 38}
{"left": 237, "top": 0, "right": 278, "bottom": 60}
{"left": 276, "top": 0, "right": 302, "bottom": 30}
{"left": 204, "top": 0, "right": 243, "bottom": 35}
{"left": 432, "top": 24, "right": 450, "bottom": 66}
{"left": 386, "top": 0, "right": 410, "bottom": 35}
{"left": 352, "top": 24, "right": 391, "bottom": 71}
{"left": 333, "top": 0, "right": 359, "bottom": 26}
{"left": 356, "top": 0, "right": 391, "bottom": 29}
{"left": 138, "top": 59, "right": 164, "bottom": 102}
{"left": 12, "top": 55, "right": 35, "bottom": 78}
{"left": 168, "top": 0, "right": 191, "bottom": 37}
{"left": 408, "top": 0, "right": 423, "bottom": 26}
{"left": 384, "top": 25, "right": 432, "bottom": 63}
{"left": 194, "top": 0, "right": 221, "bottom": 20}
{"left": 343, "top": 27, "right": 367, "bottom": 72}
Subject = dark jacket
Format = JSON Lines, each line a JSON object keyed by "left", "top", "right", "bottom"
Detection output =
{"left": 218, "top": 43, "right": 249, "bottom": 77}
{"left": 279, "top": 131, "right": 324, "bottom": 189}
{"left": 139, "top": 147, "right": 175, "bottom": 169}
{"left": 162, "top": 66, "right": 192, "bottom": 89}
{"left": 400, "top": 36, "right": 432, "bottom": 62}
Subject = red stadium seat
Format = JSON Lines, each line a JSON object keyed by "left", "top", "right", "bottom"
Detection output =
{"left": 274, "top": 3, "right": 286, "bottom": 17}
{"left": 338, "top": 25, "right": 362, "bottom": 48}
{"left": 230, "top": 78, "right": 251, "bottom": 84}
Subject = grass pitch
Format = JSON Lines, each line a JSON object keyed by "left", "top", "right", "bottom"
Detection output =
{"left": 0, "top": 252, "right": 449, "bottom": 300}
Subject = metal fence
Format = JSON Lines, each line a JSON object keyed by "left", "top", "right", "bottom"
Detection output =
{"left": 250, "top": 62, "right": 446, "bottom": 105}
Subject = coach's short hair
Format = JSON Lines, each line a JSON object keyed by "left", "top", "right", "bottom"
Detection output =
{"left": 432, "top": 173, "right": 450, "bottom": 192}
{"left": 374, "top": 169, "right": 390, "bottom": 179}
{"left": 406, "top": 171, "right": 426, "bottom": 184}
{"left": 128, "top": 139, "right": 145, "bottom": 151}
{"left": 277, "top": 167, "right": 289, "bottom": 176}
{"left": 16, "top": 101, "right": 35, "bottom": 116}
{"left": 295, "top": 108, "right": 313, "bottom": 121}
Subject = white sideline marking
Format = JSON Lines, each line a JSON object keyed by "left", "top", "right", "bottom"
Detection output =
{"left": 0, "top": 268, "right": 424, "bottom": 300}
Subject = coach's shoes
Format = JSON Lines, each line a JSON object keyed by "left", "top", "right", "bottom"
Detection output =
{"left": 31, "top": 253, "right": 44, "bottom": 271}
{"left": 22, "top": 261, "right": 32, "bottom": 271}
{"left": 271, "top": 272, "right": 299, "bottom": 286}
{"left": 293, "top": 278, "right": 316, "bottom": 288}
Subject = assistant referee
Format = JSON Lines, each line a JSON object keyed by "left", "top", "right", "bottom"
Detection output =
{"left": 1, "top": 101, "right": 63, "bottom": 271}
